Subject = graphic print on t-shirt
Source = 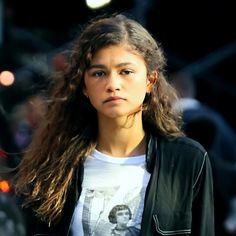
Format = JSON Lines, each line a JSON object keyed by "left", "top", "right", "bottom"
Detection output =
{"left": 80, "top": 186, "right": 144, "bottom": 235}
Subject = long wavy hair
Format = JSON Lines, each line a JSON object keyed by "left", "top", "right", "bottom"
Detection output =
{"left": 14, "top": 14, "right": 183, "bottom": 225}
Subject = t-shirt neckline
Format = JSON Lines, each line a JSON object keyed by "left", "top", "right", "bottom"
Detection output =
{"left": 92, "top": 149, "right": 146, "bottom": 164}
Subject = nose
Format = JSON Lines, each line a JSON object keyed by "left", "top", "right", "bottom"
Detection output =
{"left": 105, "top": 72, "right": 121, "bottom": 92}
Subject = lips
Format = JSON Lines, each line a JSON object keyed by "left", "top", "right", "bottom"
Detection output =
{"left": 104, "top": 96, "right": 125, "bottom": 103}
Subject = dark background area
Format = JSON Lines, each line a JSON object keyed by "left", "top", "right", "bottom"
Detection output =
{"left": 0, "top": 0, "right": 236, "bottom": 131}
{"left": 0, "top": 1, "right": 236, "bottom": 235}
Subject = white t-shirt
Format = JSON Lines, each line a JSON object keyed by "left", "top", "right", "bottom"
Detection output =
{"left": 71, "top": 149, "right": 151, "bottom": 236}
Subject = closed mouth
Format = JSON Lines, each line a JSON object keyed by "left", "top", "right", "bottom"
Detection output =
{"left": 103, "top": 96, "right": 125, "bottom": 103}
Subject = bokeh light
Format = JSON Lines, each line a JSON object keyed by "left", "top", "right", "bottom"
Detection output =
{"left": 0, "top": 71, "right": 15, "bottom": 86}
{"left": 86, "top": 0, "right": 111, "bottom": 9}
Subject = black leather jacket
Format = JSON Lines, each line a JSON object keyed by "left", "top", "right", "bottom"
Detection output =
{"left": 25, "top": 134, "right": 215, "bottom": 236}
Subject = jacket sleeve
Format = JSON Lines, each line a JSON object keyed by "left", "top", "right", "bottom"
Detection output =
{"left": 191, "top": 152, "right": 215, "bottom": 236}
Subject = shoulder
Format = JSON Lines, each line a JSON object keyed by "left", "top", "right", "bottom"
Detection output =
{"left": 157, "top": 135, "right": 208, "bottom": 169}
{"left": 161, "top": 135, "right": 206, "bottom": 156}
{"left": 148, "top": 133, "right": 209, "bottom": 168}
{"left": 159, "top": 136, "right": 211, "bottom": 183}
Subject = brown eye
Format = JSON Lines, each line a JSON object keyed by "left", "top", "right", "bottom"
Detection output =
{"left": 92, "top": 71, "right": 105, "bottom": 77}
{"left": 120, "top": 70, "right": 133, "bottom": 75}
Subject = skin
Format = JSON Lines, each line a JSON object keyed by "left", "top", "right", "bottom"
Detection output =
{"left": 83, "top": 44, "right": 157, "bottom": 157}
{"left": 115, "top": 209, "right": 130, "bottom": 229}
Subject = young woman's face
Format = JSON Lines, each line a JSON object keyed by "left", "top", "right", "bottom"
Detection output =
{"left": 83, "top": 44, "right": 155, "bottom": 120}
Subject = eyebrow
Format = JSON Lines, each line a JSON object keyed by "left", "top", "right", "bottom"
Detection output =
{"left": 88, "top": 62, "right": 134, "bottom": 70}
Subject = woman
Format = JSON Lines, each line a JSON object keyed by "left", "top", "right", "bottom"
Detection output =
{"left": 14, "top": 14, "right": 214, "bottom": 235}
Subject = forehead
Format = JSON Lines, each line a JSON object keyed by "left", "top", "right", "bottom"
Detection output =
{"left": 89, "top": 44, "right": 144, "bottom": 65}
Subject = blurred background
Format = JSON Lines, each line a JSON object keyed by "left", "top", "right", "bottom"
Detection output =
{"left": 0, "top": 0, "right": 235, "bottom": 130}
{"left": 0, "top": 0, "right": 236, "bottom": 235}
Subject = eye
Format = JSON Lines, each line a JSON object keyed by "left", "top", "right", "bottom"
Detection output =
{"left": 120, "top": 69, "right": 133, "bottom": 75}
{"left": 92, "top": 71, "right": 105, "bottom": 77}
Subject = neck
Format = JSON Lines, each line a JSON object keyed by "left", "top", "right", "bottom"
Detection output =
{"left": 96, "top": 113, "right": 146, "bottom": 157}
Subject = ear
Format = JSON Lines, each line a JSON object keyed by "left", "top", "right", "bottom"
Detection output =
{"left": 146, "top": 71, "right": 158, "bottom": 93}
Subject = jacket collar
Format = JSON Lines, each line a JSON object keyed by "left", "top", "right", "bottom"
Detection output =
{"left": 145, "top": 133, "right": 161, "bottom": 173}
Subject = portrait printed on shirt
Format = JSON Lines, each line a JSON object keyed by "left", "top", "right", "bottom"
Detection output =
{"left": 81, "top": 186, "right": 145, "bottom": 235}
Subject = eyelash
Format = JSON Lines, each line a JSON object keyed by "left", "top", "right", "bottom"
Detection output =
{"left": 91, "top": 70, "right": 133, "bottom": 77}
{"left": 121, "top": 70, "right": 133, "bottom": 75}
{"left": 92, "top": 71, "right": 105, "bottom": 77}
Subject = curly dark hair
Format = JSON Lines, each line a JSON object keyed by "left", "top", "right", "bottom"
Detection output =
{"left": 14, "top": 14, "right": 183, "bottom": 225}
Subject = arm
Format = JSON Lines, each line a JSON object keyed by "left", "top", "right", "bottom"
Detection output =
{"left": 191, "top": 152, "right": 215, "bottom": 236}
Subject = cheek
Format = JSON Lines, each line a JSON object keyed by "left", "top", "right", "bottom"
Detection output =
{"left": 87, "top": 94, "right": 99, "bottom": 108}
{"left": 84, "top": 81, "right": 97, "bottom": 97}
{"left": 133, "top": 81, "right": 148, "bottom": 99}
